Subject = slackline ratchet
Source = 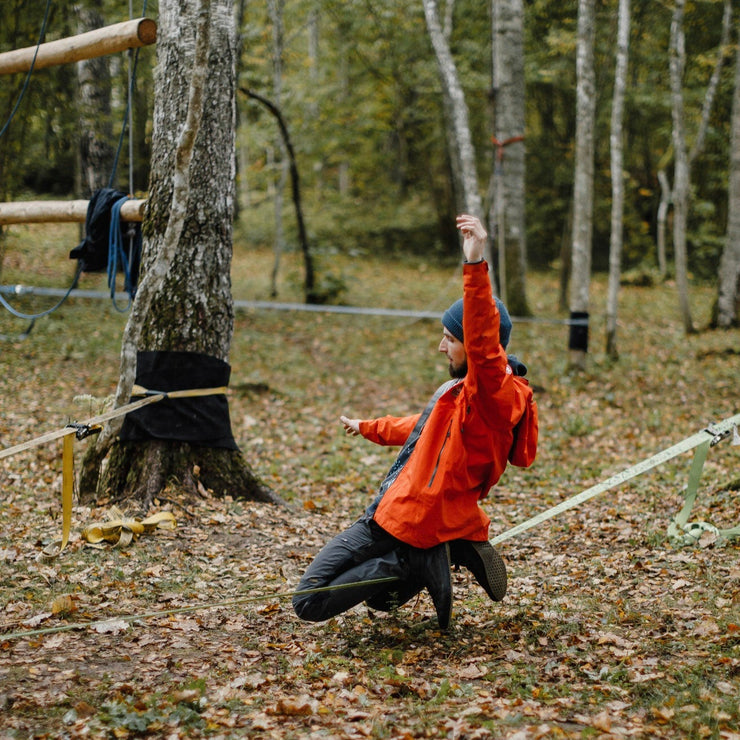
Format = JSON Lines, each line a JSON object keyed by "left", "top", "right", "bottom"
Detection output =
{"left": 0, "top": 385, "right": 227, "bottom": 560}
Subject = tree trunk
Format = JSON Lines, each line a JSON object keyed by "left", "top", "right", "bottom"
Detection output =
{"left": 568, "top": 0, "right": 596, "bottom": 371}
{"left": 717, "top": 12, "right": 740, "bottom": 328}
{"left": 75, "top": 4, "right": 114, "bottom": 195}
{"left": 656, "top": 169, "right": 671, "bottom": 279}
{"left": 79, "top": 0, "right": 280, "bottom": 509}
{"left": 669, "top": 0, "right": 694, "bottom": 333}
{"left": 268, "top": 0, "right": 287, "bottom": 299}
{"left": 489, "top": 0, "right": 529, "bottom": 316}
{"left": 669, "top": 0, "right": 729, "bottom": 334}
{"left": 422, "top": 0, "right": 484, "bottom": 256}
{"left": 605, "top": 0, "right": 630, "bottom": 360}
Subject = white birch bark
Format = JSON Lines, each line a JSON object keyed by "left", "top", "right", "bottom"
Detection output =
{"left": 669, "top": 0, "right": 693, "bottom": 333}
{"left": 421, "top": 0, "right": 483, "bottom": 234}
{"left": 568, "top": 0, "right": 596, "bottom": 370}
{"left": 718, "top": 13, "right": 740, "bottom": 328}
{"left": 605, "top": 0, "right": 630, "bottom": 359}
{"left": 669, "top": 0, "right": 731, "bottom": 333}
{"left": 489, "top": 0, "right": 528, "bottom": 314}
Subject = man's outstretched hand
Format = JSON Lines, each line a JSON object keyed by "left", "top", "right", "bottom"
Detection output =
{"left": 456, "top": 214, "right": 486, "bottom": 263}
{"left": 340, "top": 415, "right": 361, "bottom": 436}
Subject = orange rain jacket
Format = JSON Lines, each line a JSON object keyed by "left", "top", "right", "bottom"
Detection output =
{"left": 359, "top": 261, "right": 531, "bottom": 548}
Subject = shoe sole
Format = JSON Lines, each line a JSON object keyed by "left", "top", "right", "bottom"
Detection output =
{"left": 471, "top": 541, "right": 507, "bottom": 601}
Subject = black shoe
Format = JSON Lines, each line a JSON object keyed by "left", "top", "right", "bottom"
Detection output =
{"left": 408, "top": 543, "right": 452, "bottom": 628}
{"left": 450, "top": 540, "right": 507, "bottom": 602}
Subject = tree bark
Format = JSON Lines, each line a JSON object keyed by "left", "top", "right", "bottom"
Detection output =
{"left": 568, "top": 0, "right": 596, "bottom": 371}
{"left": 489, "top": 0, "right": 528, "bottom": 315}
{"left": 75, "top": 5, "right": 114, "bottom": 196}
{"left": 79, "top": 0, "right": 280, "bottom": 508}
{"left": 605, "top": 0, "right": 630, "bottom": 360}
{"left": 717, "top": 12, "right": 740, "bottom": 328}
{"left": 422, "top": 0, "right": 484, "bottom": 256}
{"left": 268, "top": 0, "right": 287, "bottom": 299}
{"left": 669, "top": 0, "right": 730, "bottom": 333}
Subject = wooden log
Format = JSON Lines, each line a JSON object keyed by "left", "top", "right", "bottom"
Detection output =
{"left": 0, "top": 18, "right": 156, "bottom": 76}
{"left": 0, "top": 199, "right": 146, "bottom": 225}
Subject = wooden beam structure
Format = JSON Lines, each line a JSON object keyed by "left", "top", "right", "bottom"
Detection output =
{"left": 0, "top": 199, "right": 146, "bottom": 225}
{"left": 0, "top": 18, "right": 156, "bottom": 76}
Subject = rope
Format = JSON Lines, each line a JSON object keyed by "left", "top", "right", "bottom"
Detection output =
{"left": 107, "top": 195, "right": 136, "bottom": 311}
{"left": 0, "top": 263, "right": 83, "bottom": 322}
{"left": 0, "top": 576, "right": 400, "bottom": 642}
{"left": 0, "top": 0, "right": 53, "bottom": 142}
{"left": 0, "top": 286, "right": 591, "bottom": 325}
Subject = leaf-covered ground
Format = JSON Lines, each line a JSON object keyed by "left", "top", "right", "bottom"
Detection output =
{"left": 1, "top": 224, "right": 739, "bottom": 738}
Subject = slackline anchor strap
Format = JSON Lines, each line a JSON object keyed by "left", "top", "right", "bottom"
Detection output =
{"left": 490, "top": 413, "right": 740, "bottom": 548}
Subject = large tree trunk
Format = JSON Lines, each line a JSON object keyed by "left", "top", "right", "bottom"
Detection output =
{"left": 717, "top": 12, "right": 740, "bottom": 328}
{"left": 422, "top": 0, "right": 484, "bottom": 256}
{"left": 489, "top": 0, "right": 529, "bottom": 316}
{"left": 605, "top": 0, "right": 630, "bottom": 360}
{"left": 79, "top": 0, "right": 280, "bottom": 509}
{"left": 568, "top": 0, "right": 596, "bottom": 371}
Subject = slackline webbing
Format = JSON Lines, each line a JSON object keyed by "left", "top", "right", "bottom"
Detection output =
{"left": 0, "top": 386, "right": 227, "bottom": 559}
{"left": 1, "top": 413, "right": 737, "bottom": 642}
{"left": 490, "top": 412, "right": 740, "bottom": 546}
{"left": 0, "top": 285, "right": 590, "bottom": 326}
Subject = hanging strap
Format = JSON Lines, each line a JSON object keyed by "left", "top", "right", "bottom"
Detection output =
{"left": 667, "top": 432, "right": 740, "bottom": 545}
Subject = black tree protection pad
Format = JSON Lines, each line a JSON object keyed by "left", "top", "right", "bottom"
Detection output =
{"left": 568, "top": 311, "right": 589, "bottom": 352}
{"left": 119, "top": 350, "right": 238, "bottom": 450}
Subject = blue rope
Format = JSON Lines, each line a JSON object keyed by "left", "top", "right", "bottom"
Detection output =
{"left": 0, "top": 0, "right": 52, "bottom": 142}
{"left": 107, "top": 196, "right": 136, "bottom": 312}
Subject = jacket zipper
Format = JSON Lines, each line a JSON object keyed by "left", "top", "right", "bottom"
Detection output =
{"left": 428, "top": 419, "right": 453, "bottom": 487}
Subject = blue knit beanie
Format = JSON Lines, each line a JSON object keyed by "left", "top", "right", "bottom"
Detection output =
{"left": 442, "top": 297, "right": 512, "bottom": 348}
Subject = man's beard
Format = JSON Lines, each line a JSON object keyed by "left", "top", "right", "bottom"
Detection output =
{"left": 448, "top": 359, "right": 467, "bottom": 378}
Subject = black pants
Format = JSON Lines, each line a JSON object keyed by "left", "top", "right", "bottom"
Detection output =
{"left": 292, "top": 516, "right": 420, "bottom": 622}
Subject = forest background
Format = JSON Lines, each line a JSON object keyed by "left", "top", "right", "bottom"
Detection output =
{"left": 0, "top": 0, "right": 736, "bottom": 296}
{"left": 1, "top": 0, "right": 739, "bottom": 738}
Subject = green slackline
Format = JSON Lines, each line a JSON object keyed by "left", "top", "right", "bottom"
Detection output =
{"left": 2, "top": 415, "right": 738, "bottom": 643}
{"left": 490, "top": 412, "right": 740, "bottom": 547}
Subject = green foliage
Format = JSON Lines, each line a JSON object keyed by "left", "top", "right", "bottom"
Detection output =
{"left": 1, "top": 0, "right": 735, "bottom": 279}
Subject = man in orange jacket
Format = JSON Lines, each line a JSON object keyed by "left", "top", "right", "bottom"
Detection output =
{"left": 292, "top": 214, "right": 535, "bottom": 629}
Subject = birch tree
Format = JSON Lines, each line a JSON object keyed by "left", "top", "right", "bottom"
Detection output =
{"left": 75, "top": 4, "right": 114, "bottom": 195}
{"left": 489, "top": 0, "right": 528, "bottom": 315}
{"left": 421, "top": 0, "right": 484, "bottom": 253}
{"left": 568, "top": 0, "right": 595, "bottom": 371}
{"left": 268, "top": 0, "right": 288, "bottom": 298}
{"left": 605, "top": 0, "right": 630, "bottom": 360}
{"left": 717, "top": 14, "right": 740, "bottom": 328}
{"left": 80, "top": 0, "right": 278, "bottom": 506}
{"left": 669, "top": 0, "right": 731, "bottom": 334}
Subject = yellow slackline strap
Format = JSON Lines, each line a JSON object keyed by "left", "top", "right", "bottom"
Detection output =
{"left": 0, "top": 393, "right": 164, "bottom": 461}
{"left": 490, "top": 413, "right": 740, "bottom": 547}
{"left": 82, "top": 507, "right": 177, "bottom": 548}
{"left": 1, "top": 385, "right": 228, "bottom": 560}
{"left": 131, "top": 384, "right": 228, "bottom": 399}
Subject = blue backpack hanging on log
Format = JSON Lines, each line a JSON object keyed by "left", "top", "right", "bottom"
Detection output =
{"left": 69, "top": 188, "right": 141, "bottom": 298}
